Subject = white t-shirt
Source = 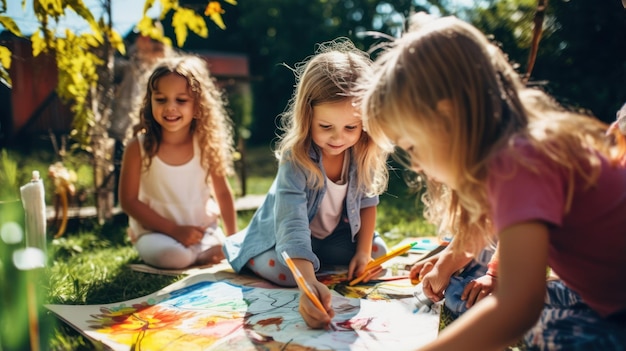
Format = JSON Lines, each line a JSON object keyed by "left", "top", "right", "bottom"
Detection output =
{"left": 309, "top": 155, "right": 349, "bottom": 239}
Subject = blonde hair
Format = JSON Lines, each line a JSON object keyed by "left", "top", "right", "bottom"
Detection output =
{"left": 134, "top": 54, "right": 235, "bottom": 182}
{"left": 362, "top": 15, "right": 625, "bottom": 252}
{"left": 276, "top": 38, "right": 391, "bottom": 196}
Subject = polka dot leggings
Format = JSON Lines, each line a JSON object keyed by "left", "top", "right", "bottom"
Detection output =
{"left": 246, "top": 228, "right": 388, "bottom": 287}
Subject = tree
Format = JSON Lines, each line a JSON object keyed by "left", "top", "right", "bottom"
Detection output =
{"left": 184, "top": 0, "right": 489, "bottom": 146}
{"left": 466, "top": 0, "right": 626, "bottom": 123}
{"left": 178, "top": 0, "right": 624, "bottom": 147}
{"left": 0, "top": 0, "right": 236, "bottom": 223}
{"left": 531, "top": 0, "right": 626, "bottom": 122}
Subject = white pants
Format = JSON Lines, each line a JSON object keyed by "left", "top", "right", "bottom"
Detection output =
{"left": 134, "top": 227, "right": 225, "bottom": 269}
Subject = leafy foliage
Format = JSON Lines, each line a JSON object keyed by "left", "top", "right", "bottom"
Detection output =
{"left": 2, "top": 0, "right": 236, "bottom": 147}
{"left": 0, "top": 15, "right": 20, "bottom": 84}
{"left": 171, "top": 7, "right": 208, "bottom": 46}
{"left": 0, "top": 149, "right": 18, "bottom": 200}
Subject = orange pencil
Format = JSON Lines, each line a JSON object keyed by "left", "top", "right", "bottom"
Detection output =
{"left": 349, "top": 241, "right": 417, "bottom": 286}
{"left": 281, "top": 251, "right": 326, "bottom": 313}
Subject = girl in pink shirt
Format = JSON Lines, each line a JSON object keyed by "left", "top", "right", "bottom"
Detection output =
{"left": 360, "top": 14, "right": 626, "bottom": 351}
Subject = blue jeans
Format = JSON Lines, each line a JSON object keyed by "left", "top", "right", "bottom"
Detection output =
{"left": 443, "top": 259, "right": 489, "bottom": 317}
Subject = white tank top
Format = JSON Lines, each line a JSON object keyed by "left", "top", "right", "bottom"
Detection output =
{"left": 129, "top": 135, "right": 220, "bottom": 238}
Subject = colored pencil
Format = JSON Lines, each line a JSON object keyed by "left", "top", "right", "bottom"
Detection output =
{"left": 349, "top": 241, "right": 417, "bottom": 286}
{"left": 281, "top": 251, "right": 326, "bottom": 312}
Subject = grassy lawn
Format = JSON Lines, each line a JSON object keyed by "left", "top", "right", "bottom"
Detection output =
{"left": 1, "top": 144, "right": 435, "bottom": 350}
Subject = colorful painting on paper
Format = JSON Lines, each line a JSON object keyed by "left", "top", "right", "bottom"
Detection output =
{"left": 46, "top": 273, "right": 439, "bottom": 350}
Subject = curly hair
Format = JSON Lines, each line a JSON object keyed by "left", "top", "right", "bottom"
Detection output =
{"left": 133, "top": 54, "right": 235, "bottom": 182}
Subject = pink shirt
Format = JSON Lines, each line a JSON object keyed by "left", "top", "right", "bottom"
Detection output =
{"left": 487, "top": 140, "right": 626, "bottom": 317}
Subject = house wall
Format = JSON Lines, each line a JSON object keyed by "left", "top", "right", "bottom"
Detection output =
{"left": 0, "top": 32, "right": 251, "bottom": 149}
{"left": 8, "top": 37, "right": 73, "bottom": 137}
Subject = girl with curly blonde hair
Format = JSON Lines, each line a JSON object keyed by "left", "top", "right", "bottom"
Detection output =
{"left": 119, "top": 54, "right": 237, "bottom": 269}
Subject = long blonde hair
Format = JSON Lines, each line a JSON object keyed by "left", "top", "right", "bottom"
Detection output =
{"left": 362, "top": 16, "right": 625, "bottom": 251}
{"left": 276, "top": 38, "right": 391, "bottom": 196}
{"left": 133, "top": 55, "right": 235, "bottom": 182}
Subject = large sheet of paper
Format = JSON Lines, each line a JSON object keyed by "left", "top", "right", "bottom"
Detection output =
{"left": 46, "top": 273, "right": 440, "bottom": 350}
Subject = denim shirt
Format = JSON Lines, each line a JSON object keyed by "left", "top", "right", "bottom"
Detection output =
{"left": 223, "top": 145, "right": 379, "bottom": 273}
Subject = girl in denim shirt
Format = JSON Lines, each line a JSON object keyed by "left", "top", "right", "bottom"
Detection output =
{"left": 223, "top": 38, "right": 392, "bottom": 329}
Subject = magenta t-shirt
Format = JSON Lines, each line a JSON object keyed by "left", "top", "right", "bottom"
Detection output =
{"left": 487, "top": 140, "right": 626, "bottom": 317}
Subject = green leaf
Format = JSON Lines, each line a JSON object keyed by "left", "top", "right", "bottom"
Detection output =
{"left": 143, "top": 0, "right": 156, "bottom": 15}
{"left": 83, "top": 32, "right": 101, "bottom": 48}
{"left": 38, "top": 0, "right": 65, "bottom": 19}
{"left": 172, "top": 9, "right": 189, "bottom": 47}
{"left": 137, "top": 15, "right": 165, "bottom": 41}
{"left": 186, "top": 8, "right": 209, "bottom": 37}
{"left": 109, "top": 30, "right": 126, "bottom": 56}
{"left": 159, "top": 0, "right": 178, "bottom": 20}
{"left": 0, "top": 45, "right": 11, "bottom": 69}
{"left": 66, "top": 0, "right": 103, "bottom": 42}
{"left": 30, "top": 31, "right": 47, "bottom": 56}
{"left": 172, "top": 7, "right": 208, "bottom": 46}
{"left": 0, "top": 16, "right": 23, "bottom": 37}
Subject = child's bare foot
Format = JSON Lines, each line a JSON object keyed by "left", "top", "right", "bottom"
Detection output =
{"left": 196, "top": 245, "right": 225, "bottom": 265}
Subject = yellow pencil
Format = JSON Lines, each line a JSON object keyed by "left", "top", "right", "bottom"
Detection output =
{"left": 281, "top": 251, "right": 326, "bottom": 313}
{"left": 349, "top": 241, "right": 417, "bottom": 286}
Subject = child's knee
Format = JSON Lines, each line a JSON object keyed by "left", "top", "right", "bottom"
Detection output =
{"left": 246, "top": 259, "right": 296, "bottom": 286}
{"left": 142, "top": 247, "right": 195, "bottom": 269}
{"left": 371, "top": 236, "right": 388, "bottom": 259}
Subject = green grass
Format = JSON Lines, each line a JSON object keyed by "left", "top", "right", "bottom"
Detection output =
{"left": 0, "top": 144, "right": 434, "bottom": 350}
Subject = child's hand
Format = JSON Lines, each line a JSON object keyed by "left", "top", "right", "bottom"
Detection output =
{"left": 410, "top": 256, "right": 440, "bottom": 284}
{"left": 175, "top": 225, "right": 205, "bottom": 247}
{"left": 460, "top": 274, "right": 496, "bottom": 308}
{"left": 420, "top": 264, "right": 451, "bottom": 303}
{"left": 348, "top": 251, "right": 374, "bottom": 280}
{"left": 298, "top": 280, "right": 335, "bottom": 329}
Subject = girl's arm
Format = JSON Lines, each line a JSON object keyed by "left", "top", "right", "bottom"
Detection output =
{"left": 417, "top": 240, "right": 474, "bottom": 302}
{"left": 119, "top": 139, "right": 202, "bottom": 245}
{"left": 210, "top": 172, "right": 237, "bottom": 235}
{"left": 274, "top": 161, "right": 320, "bottom": 268}
{"left": 349, "top": 205, "right": 377, "bottom": 280}
{"left": 420, "top": 221, "right": 548, "bottom": 351}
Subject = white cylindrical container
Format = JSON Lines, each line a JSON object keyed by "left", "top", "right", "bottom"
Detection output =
{"left": 20, "top": 170, "right": 47, "bottom": 260}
